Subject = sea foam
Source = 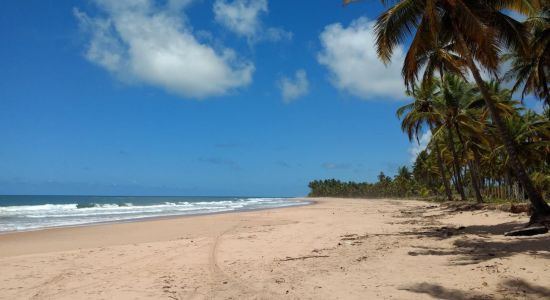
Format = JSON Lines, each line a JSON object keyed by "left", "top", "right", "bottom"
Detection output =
{"left": 0, "top": 197, "right": 306, "bottom": 232}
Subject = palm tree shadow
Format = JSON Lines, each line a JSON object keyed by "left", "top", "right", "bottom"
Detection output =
{"left": 452, "top": 237, "right": 550, "bottom": 265}
{"left": 401, "top": 279, "right": 550, "bottom": 299}
{"left": 462, "top": 221, "right": 524, "bottom": 236}
{"left": 400, "top": 282, "right": 491, "bottom": 300}
{"left": 500, "top": 278, "right": 550, "bottom": 298}
{"left": 402, "top": 221, "right": 522, "bottom": 241}
{"left": 405, "top": 222, "right": 550, "bottom": 265}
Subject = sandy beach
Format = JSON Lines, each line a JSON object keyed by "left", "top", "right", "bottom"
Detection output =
{"left": 0, "top": 198, "right": 549, "bottom": 299}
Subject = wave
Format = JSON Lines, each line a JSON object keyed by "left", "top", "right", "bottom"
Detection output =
{"left": 76, "top": 202, "right": 133, "bottom": 209}
{"left": 0, "top": 203, "right": 79, "bottom": 213}
{"left": 0, "top": 197, "right": 307, "bottom": 232}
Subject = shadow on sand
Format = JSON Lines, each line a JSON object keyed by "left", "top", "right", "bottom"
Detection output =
{"left": 401, "top": 279, "right": 550, "bottom": 299}
{"left": 405, "top": 222, "right": 550, "bottom": 265}
{"left": 397, "top": 208, "right": 550, "bottom": 299}
{"left": 499, "top": 278, "right": 550, "bottom": 298}
{"left": 400, "top": 282, "right": 491, "bottom": 300}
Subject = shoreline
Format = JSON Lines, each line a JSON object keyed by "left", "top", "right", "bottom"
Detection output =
{"left": 1, "top": 197, "right": 548, "bottom": 299}
{"left": 0, "top": 197, "right": 316, "bottom": 257}
{"left": 0, "top": 197, "right": 313, "bottom": 236}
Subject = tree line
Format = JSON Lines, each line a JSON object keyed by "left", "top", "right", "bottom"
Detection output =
{"left": 308, "top": 167, "right": 422, "bottom": 199}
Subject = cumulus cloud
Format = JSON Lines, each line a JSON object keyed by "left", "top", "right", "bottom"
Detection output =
{"left": 74, "top": 0, "right": 254, "bottom": 99}
{"left": 213, "top": 0, "right": 291, "bottom": 43}
{"left": 408, "top": 131, "right": 432, "bottom": 164}
{"left": 278, "top": 69, "right": 309, "bottom": 103}
{"left": 317, "top": 17, "right": 406, "bottom": 100}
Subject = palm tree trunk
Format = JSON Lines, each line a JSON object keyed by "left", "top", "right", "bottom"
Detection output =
{"left": 447, "top": 127, "right": 467, "bottom": 201}
{"left": 454, "top": 124, "right": 483, "bottom": 203}
{"left": 429, "top": 123, "right": 453, "bottom": 201}
{"left": 472, "top": 149, "right": 483, "bottom": 203}
{"left": 453, "top": 26, "right": 550, "bottom": 223}
{"left": 468, "top": 161, "right": 483, "bottom": 203}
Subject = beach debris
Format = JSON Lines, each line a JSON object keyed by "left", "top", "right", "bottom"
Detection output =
{"left": 356, "top": 256, "right": 368, "bottom": 262}
{"left": 279, "top": 255, "right": 329, "bottom": 261}
{"left": 340, "top": 233, "right": 368, "bottom": 241}
{"left": 311, "top": 247, "right": 335, "bottom": 253}
{"left": 504, "top": 226, "right": 548, "bottom": 236}
{"left": 510, "top": 204, "right": 530, "bottom": 214}
{"left": 434, "top": 226, "right": 466, "bottom": 237}
{"left": 340, "top": 233, "right": 368, "bottom": 246}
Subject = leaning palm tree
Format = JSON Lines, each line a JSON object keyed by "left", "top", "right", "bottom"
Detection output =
{"left": 397, "top": 80, "right": 454, "bottom": 201}
{"left": 345, "top": 0, "right": 550, "bottom": 223}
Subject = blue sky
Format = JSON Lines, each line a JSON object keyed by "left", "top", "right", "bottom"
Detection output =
{"left": 0, "top": 1, "right": 537, "bottom": 196}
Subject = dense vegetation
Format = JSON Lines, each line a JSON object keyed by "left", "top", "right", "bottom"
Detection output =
{"left": 311, "top": 1, "right": 550, "bottom": 224}
{"left": 309, "top": 168, "right": 422, "bottom": 199}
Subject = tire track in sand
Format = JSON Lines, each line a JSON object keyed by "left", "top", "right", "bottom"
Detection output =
{"left": 208, "top": 221, "right": 279, "bottom": 299}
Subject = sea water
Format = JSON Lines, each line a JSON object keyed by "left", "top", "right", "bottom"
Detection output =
{"left": 0, "top": 195, "right": 307, "bottom": 232}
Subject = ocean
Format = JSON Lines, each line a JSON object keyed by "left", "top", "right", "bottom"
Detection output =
{"left": 0, "top": 195, "right": 307, "bottom": 233}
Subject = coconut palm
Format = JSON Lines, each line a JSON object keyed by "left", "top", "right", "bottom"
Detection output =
{"left": 402, "top": 30, "right": 467, "bottom": 91}
{"left": 505, "top": 5, "right": 550, "bottom": 103}
{"left": 397, "top": 80, "right": 454, "bottom": 201}
{"left": 413, "top": 149, "right": 443, "bottom": 195}
{"left": 346, "top": 0, "right": 550, "bottom": 222}
{"left": 435, "top": 74, "right": 485, "bottom": 202}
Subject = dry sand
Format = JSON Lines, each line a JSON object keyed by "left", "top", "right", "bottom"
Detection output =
{"left": 0, "top": 198, "right": 549, "bottom": 299}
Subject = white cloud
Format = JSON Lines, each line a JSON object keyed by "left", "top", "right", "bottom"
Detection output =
{"left": 75, "top": 0, "right": 254, "bottom": 99}
{"left": 213, "top": 0, "right": 292, "bottom": 43}
{"left": 278, "top": 69, "right": 309, "bottom": 103}
{"left": 265, "top": 27, "right": 293, "bottom": 42}
{"left": 214, "top": 0, "right": 267, "bottom": 38}
{"left": 408, "top": 131, "right": 431, "bottom": 164}
{"left": 317, "top": 17, "right": 406, "bottom": 100}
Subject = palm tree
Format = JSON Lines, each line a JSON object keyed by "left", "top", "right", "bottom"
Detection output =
{"left": 505, "top": 5, "right": 550, "bottom": 104}
{"left": 435, "top": 74, "right": 485, "bottom": 202}
{"left": 413, "top": 149, "right": 442, "bottom": 194}
{"left": 397, "top": 80, "right": 454, "bottom": 201}
{"left": 506, "top": 110, "right": 550, "bottom": 172}
{"left": 433, "top": 75, "right": 477, "bottom": 201}
{"left": 346, "top": 0, "right": 550, "bottom": 223}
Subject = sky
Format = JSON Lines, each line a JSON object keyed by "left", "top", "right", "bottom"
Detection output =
{"left": 0, "top": 0, "right": 540, "bottom": 197}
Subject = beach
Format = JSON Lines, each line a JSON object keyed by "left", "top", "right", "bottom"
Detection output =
{"left": 0, "top": 198, "right": 549, "bottom": 299}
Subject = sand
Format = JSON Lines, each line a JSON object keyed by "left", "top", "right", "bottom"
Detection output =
{"left": 0, "top": 198, "right": 549, "bottom": 299}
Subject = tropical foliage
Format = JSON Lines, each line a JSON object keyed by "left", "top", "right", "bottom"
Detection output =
{"left": 312, "top": 1, "right": 550, "bottom": 223}
{"left": 309, "top": 168, "right": 421, "bottom": 199}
